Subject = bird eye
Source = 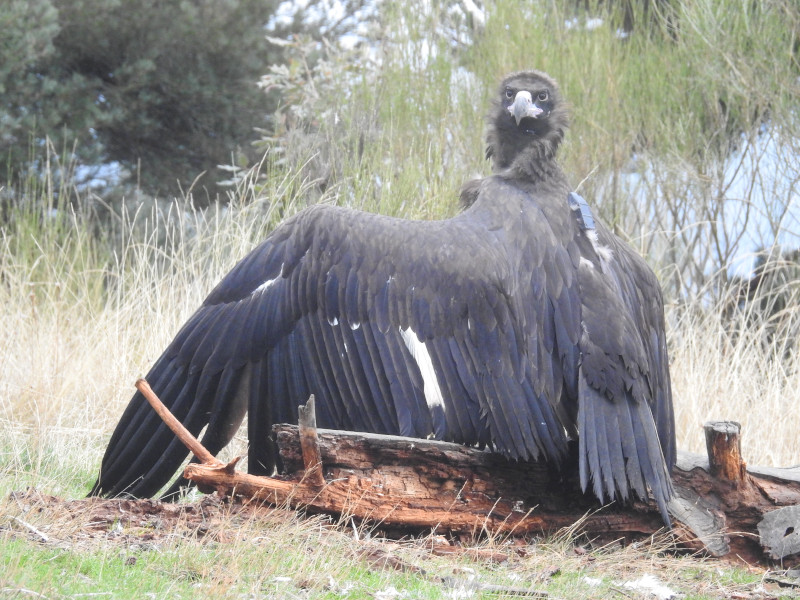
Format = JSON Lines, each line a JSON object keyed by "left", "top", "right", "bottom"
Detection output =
{"left": 505, "top": 87, "right": 515, "bottom": 99}
{"left": 537, "top": 91, "right": 549, "bottom": 102}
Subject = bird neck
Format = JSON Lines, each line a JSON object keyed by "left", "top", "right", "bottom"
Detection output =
{"left": 494, "top": 140, "right": 565, "bottom": 185}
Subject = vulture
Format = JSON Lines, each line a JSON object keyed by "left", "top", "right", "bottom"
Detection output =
{"left": 90, "top": 70, "right": 676, "bottom": 523}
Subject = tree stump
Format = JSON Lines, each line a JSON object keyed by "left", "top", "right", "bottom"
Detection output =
{"left": 704, "top": 421, "right": 747, "bottom": 486}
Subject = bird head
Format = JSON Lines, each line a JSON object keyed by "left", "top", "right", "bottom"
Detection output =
{"left": 486, "top": 70, "right": 570, "bottom": 176}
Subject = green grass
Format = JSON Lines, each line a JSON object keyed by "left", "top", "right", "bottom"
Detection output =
{"left": 1, "top": 539, "right": 199, "bottom": 599}
{"left": 0, "top": 515, "right": 782, "bottom": 599}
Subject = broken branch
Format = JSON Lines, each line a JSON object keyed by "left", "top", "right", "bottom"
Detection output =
{"left": 136, "top": 378, "right": 220, "bottom": 466}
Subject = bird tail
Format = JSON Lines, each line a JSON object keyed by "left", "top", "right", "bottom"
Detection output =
{"left": 577, "top": 369, "right": 673, "bottom": 525}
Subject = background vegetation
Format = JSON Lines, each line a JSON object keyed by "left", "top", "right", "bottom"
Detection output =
{"left": 0, "top": 0, "right": 342, "bottom": 200}
{"left": 2, "top": 0, "right": 800, "bottom": 597}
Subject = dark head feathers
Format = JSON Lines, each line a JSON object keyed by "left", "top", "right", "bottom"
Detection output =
{"left": 460, "top": 69, "right": 571, "bottom": 207}
{"left": 487, "top": 70, "right": 570, "bottom": 174}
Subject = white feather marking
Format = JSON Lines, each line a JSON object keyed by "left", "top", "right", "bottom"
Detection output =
{"left": 579, "top": 256, "right": 594, "bottom": 270}
{"left": 252, "top": 277, "right": 278, "bottom": 295}
{"left": 251, "top": 262, "right": 285, "bottom": 295}
{"left": 350, "top": 321, "right": 361, "bottom": 330}
{"left": 399, "top": 326, "right": 445, "bottom": 412}
{"left": 586, "top": 230, "right": 614, "bottom": 270}
{"left": 328, "top": 316, "right": 339, "bottom": 326}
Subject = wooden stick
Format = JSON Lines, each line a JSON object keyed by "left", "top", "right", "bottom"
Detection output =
{"left": 135, "top": 378, "right": 221, "bottom": 466}
{"left": 298, "top": 396, "right": 325, "bottom": 487}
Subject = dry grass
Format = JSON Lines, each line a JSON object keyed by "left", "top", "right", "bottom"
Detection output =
{"left": 671, "top": 303, "right": 800, "bottom": 467}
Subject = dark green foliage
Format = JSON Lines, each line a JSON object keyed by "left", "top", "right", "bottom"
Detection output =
{"left": 1, "top": 0, "right": 280, "bottom": 202}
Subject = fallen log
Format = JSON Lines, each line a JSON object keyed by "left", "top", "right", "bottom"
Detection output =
{"left": 135, "top": 380, "right": 800, "bottom": 565}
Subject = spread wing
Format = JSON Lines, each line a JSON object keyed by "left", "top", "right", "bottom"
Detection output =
{"left": 90, "top": 193, "right": 581, "bottom": 498}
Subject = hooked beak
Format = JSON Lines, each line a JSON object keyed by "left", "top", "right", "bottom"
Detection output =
{"left": 508, "top": 91, "right": 543, "bottom": 125}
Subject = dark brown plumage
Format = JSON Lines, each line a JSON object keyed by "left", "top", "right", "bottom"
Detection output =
{"left": 90, "top": 70, "right": 675, "bottom": 523}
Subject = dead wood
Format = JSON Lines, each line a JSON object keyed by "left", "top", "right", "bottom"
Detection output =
{"left": 136, "top": 379, "right": 800, "bottom": 566}
{"left": 136, "top": 379, "right": 219, "bottom": 466}
{"left": 704, "top": 421, "right": 747, "bottom": 485}
{"left": 298, "top": 396, "right": 325, "bottom": 487}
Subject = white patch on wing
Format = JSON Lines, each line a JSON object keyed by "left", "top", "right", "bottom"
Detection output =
{"left": 252, "top": 262, "right": 285, "bottom": 295}
{"left": 399, "top": 326, "right": 445, "bottom": 413}
{"left": 350, "top": 321, "right": 361, "bottom": 330}
{"left": 579, "top": 256, "right": 594, "bottom": 270}
{"left": 252, "top": 277, "right": 278, "bottom": 294}
{"left": 586, "top": 230, "right": 614, "bottom": 271}
{"left": 328, "top": 316, "right": 339, "bottom": 326}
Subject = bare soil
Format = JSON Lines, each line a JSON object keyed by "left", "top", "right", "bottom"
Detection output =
{"left": 3, "top": 488, "right": 293, "bottom": 551}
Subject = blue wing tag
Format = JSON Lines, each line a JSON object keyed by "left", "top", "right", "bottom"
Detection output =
{"left": 567, "top": 191, "right": 595, "bottom": 231}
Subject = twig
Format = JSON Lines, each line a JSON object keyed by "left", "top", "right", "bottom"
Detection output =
{"left": 764, "top": 570, "right": 800, "bottom": 588}
{"left": 478, "top": 583, "right": 555, "bottom": 597}
{"left": 0, "top": 588, "right": 48, "bottom": 599}
{"left": 10, "top": 516, "right": 49, "bottom": 543}
{"left": 442, "top": 578, "right": 555, "bottom": 598}
{"left": 609, "top": 586, "right": 636, "bottom": 599}
{"left": 135, "top": 379, "right": 220, "bottom": 466}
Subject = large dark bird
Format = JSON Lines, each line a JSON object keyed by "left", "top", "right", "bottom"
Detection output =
{"left": 91, "top": 70, "right": 676, "bottom": 523}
